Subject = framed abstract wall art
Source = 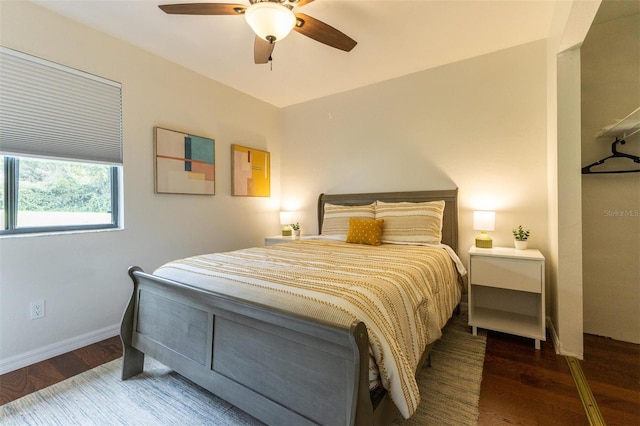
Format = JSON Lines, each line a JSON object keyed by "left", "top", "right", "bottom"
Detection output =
{"left": 231, "top": 144, "right": 270, "bottom": 197}
{"left": 154, "top": 127, "right": 215, "bottom": 195}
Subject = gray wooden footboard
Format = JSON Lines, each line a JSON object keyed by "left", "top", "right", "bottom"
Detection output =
{"left": 120, "top": 266, "right": 375, "bottom": 426}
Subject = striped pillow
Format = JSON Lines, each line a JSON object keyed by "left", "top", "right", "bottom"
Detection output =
{"left": 321, "top": 202, "right": 376, "bottom": 237}
{"left": 375, "top": 200, "right": 445, "bottom": 244}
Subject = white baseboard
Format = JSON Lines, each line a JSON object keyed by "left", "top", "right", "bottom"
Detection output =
{"left": 547, "top": 316, "right": 561, "bottom": 354}
{"left": 546, "top": 316, "right": 584, "bottom": 360}
{"left": 0, "top": 324, "right": 120, "bottom": 375}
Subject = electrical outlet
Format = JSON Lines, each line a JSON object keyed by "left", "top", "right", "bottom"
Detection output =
{"left": 30, "top": 300, "right": 45, "bottom": 320}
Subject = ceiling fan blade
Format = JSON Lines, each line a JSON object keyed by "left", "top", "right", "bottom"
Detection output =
{"left": 254, "top": 36, "right": 275, "bottom": 64}
{"left": 159, "top": 3, "right": 246, "bottom": 15}
{"left": 293, "top": 0, "right": 315, "bottom": 7}
{"left": 294, "top": 13, "right": 357, "bottom": 52}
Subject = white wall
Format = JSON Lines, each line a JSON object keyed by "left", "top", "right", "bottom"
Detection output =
{"left": 555, "top": 47, "right": 585, "bottom": 357}
{"left": 0, "top": 1, "right": 281, "bottom": 372}
{"left": 581, "top": 11, "right": 640, "bottom": 343}
{"left": 0, "top": 0, "right": 603, "bottom": 371}
{"left": 280, "top": 40, "right": 550, "bottom": 270}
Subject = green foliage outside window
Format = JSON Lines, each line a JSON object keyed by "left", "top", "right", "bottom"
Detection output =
{"left": 17, "top": 158, "right": 111, "bottom": 213}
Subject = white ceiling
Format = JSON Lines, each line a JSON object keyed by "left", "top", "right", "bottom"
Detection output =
{"left": 32, "top": 0, "right": 565, "bottom": 107}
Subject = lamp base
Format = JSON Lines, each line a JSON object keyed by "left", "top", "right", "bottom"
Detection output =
{"left": 475, "top": 231, "right": 493, "bottom": 248}
{"left": 475, "top": 238, "right": 492, "bottom": 248}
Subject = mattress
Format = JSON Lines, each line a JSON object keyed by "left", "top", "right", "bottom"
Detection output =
{"left": 154, "top": 238, "right": 463, "bottom": 418}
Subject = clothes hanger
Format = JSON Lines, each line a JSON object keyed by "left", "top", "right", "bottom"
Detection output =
{"left": 581, "top": 138, "right": 640, "bottom": 174}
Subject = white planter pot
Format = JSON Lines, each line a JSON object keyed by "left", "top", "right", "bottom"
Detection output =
{"left": 514, "top": 240, "right": 528, "bottom": 250}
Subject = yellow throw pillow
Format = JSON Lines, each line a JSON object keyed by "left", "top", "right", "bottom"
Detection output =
{"left": 346, "top": 218, "right": 384, "bottom": 246}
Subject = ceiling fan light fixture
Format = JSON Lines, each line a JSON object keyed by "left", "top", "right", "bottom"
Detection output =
{"left": 245, "top": 2, "right": 296, "bottom": 43}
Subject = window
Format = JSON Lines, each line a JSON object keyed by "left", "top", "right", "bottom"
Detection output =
{"left": 0, "top": 47, "right": 122, "bottom": 235}
{"left": 2, "top": 157, "right": 118, "bottom": 234}
{"left": 0, "top": 158, "right": 4, "bottom": 229}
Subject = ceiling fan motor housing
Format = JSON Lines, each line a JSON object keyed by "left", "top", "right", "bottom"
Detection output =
{"left": 245, "top": 1, "right": 296, "bottom": 42}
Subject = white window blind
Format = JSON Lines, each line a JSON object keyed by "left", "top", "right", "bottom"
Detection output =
{"left": 0, "top": 47, "right": 122, "bottom": 164}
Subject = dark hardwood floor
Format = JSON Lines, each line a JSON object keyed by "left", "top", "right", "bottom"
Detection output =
{"left": 0, "top": 336, "right": 122, "bottom": 406}
{"left": 1, "top": 332, "right": 639, "bottom": 425}
{"left": 580, "top": 334, "right": 640, "bottom": 426}
{"left": 479, "top": 331, "right": 640, "bottom": 426}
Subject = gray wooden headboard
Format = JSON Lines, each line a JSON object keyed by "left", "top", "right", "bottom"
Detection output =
{"left": 317, "top": 189, "right": 459, "bottom": 255}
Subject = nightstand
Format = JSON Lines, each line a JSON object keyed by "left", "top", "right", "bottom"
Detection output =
{"left": 264, "top": 235, "right": 300, "bottom": 246}
{"left": 468, "top": 246, "right": 546, "bottom": 349}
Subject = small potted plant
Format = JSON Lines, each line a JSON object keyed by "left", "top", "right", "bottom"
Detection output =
{"left": 291, "top": 222, "right": 301, "bottom": 237}
{"left": 512, "top": 225, "right": 530, "bottom": 249}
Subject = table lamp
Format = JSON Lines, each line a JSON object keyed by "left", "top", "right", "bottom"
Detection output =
{"left": 473, "top": 211, "right": 495, "bottom": 248}
{"left": 280, "top": 211, "right": 293, "bottom": 236}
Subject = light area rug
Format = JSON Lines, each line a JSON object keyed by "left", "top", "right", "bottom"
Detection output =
{"left": 394, "top": 313, "right": 487, "bottom": 426}
{"left": 0, "top": 314, "right": 486, "bottom": 426}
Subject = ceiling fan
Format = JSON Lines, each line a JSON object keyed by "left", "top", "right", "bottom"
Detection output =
{"left": 159, "top": 0, "right": 357, "bottom": 64}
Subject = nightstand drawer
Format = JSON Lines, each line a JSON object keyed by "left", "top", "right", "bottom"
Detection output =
{"left": 470, "top": 256, "right": 541, "bottom": 293}
{"left": 265, "top": 235, "right": 300, "bottom": 246}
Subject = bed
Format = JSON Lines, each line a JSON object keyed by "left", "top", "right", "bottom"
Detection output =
{"left": 120, "top": 189, "right": 463, "bottom": 425}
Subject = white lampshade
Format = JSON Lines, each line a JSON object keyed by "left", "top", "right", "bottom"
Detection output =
{"left": 473, "top": 211, "right": 495, "bottom": 231}
{"left": 473, "top": 210, "right": 495, "bottom": 248}
{"left": 245, "top": 2, "right": 296, "bottom": 43}
{"left": 280, "top": 211, "right": 293, "bottom": 225}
